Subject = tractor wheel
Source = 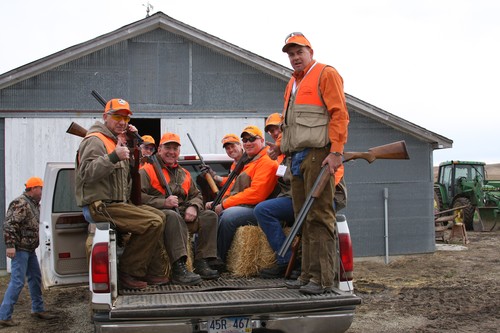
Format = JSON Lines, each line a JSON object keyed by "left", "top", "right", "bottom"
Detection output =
{"left": 434, "top": 188, "right": 443, "bottom": 214}
{"left": 452, "top": 197, "right": 475, "bottom": 230}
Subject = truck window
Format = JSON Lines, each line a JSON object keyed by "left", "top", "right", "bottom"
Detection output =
{"left": 53, "top": 169, "right": 82, "bottom": 213}
{"left": 180, "top": 160, "right": 232, "bottom": 204}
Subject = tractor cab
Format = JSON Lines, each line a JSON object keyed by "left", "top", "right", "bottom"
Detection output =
{"left": 434, "top": 160, "right": 486, "bottom": 230}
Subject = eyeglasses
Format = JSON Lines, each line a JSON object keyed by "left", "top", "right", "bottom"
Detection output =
{"left": 109, "top": 114, "right": 131, "bottom": 123}
{"left": 142, "top": 146, "right": 155, "bottom": 151}
{"left": 241, "top": 136, "right": 259, "bottom": 143}
{"left": 285, "top": 32, "right": 304, "bottom": 43}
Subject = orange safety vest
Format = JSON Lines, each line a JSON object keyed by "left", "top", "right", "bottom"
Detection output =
{"left": 142, "top": 163, "right": 192, "bottom": 196}
{"left": 77, "top": 132, "right": 116, "bottom": 165}
{"left": 283, "top": 62, "right": 328, "bottom": 119}
{"left": 85, "top": 133, "right": 116, "bottom": 153}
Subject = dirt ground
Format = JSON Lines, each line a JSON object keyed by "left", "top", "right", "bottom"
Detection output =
{"left": 348, "top": 227, "right": 500, "bottom": 333}
{"left": 1, "top": 228, "right": 499, "bottom": 333}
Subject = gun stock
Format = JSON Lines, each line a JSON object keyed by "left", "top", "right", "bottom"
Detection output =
{"left": 278, "top": 140, "right": 410, "bottom": 258}
{"left": 343, "top": 140, "right": 409, "bottom": 163}
{"left": 66, "top": 122, "right": 88, "bottom": 138}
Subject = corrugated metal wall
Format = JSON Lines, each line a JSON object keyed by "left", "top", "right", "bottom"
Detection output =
{"left": 0, "top": 29, "right": 284, "bottom": 115}
{"left": 343, "top": 113, "right": 435, "bottom": 256}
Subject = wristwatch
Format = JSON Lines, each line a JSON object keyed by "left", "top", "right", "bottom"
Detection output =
{"left": 330, "top": 152, "right": 343, "bottom": 156}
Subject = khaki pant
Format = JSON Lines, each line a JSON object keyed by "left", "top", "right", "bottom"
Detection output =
{"left": 291, "top": 146, "right": 338, "bottom": 288}
{"left": 89, "top": 202, "right": 167, "bottom": 278}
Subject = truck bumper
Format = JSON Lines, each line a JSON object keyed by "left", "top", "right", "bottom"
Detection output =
{"left": 94, "top": 309, "right": 356, "bottom": 333}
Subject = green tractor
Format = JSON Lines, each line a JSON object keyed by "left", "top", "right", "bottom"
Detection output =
{"left": 434, "top": 160, "right": 500, "bottom": 230}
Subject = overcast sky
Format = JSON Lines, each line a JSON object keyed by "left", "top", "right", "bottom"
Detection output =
{"left": 1, "top": 0, "right": 499, "bottom": 165}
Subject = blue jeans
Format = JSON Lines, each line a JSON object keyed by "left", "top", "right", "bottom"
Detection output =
{"left": 0, "top": 250, "right": 44, "bottom": 320}
{"left": 217, "top": 206, "right": 257, "bottom": 262}
{"left": 254, "top": 197, "right": 295, "bottom": 265}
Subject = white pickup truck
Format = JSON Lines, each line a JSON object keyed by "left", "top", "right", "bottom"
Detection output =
{"left": 39, "top": 156, "right": 361, "bottom": 333}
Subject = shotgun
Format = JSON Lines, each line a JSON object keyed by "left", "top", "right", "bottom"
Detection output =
{"left": 147, "top": 154, "right": 181, "bottom": 215}
{"left": 186, "top": 133, "right": 219, "bottom": 195}
{"left": 279, "top": 140, "right": 410, "bottom": 276}
{"left": 210, "top": 153, "right": 250, "bottom": 210}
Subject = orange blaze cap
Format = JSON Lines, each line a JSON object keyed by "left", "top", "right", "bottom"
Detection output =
{"left": 265, "top": 113, "right": 282, "bottom": 132}
{"left": 141, "top": 135, "right": 155, "bottom": 145}
{"left": 104, "top": 98, "right": 132, "bottom": 115}
{"left": 282, "top": 33, "right": 312, "bottom": 52}
{"left": 25, "top": 176, "right": 43, "bottom": 188}
{"left": 241, "top": 125, "right": 263, "bottom": 138}
{"left": 159, "top": 132, "right": 181, "bottom": 146}
{"left": 221, "top": 134, "right": 240, "bottom": 148}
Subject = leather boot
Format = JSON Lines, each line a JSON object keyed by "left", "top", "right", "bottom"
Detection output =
{"left": 194, "top": 259, "right": 220, "bottom": 280}
{"left": 171, "top": 258, "right": 203, "bottom": 285}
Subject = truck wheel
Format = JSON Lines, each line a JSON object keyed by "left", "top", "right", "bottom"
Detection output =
{"left": 452, "top": 197, "right": 475, "bottom": 230}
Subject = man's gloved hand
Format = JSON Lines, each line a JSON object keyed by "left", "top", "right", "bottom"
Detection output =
{"left": 200, "top": 165, "right": 216, "bottom": 177}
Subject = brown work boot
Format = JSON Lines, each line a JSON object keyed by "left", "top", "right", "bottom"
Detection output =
{"left": 119, "top": 273, "right": 148, "bottom": 290}
{"left": 171, "top": 258, "right": 202, "bottom": 285}
{"left": 142, "top": 275, "right": 170, "bottom": 286}
{"left": 0, "top": 319, "right": 19, "bottom": 327}
{"left": 31, "top": 311, "right": 59, "bottom": 320}
{"left": 194, "top": 259, "right": 220, "bottom": 280}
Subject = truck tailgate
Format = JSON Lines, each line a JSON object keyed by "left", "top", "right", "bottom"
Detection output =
{"left": 110, "top": 278, "right": 361, "bottom": 319}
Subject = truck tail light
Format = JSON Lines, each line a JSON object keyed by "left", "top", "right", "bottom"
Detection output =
{"left": 91, "top": 242, "right": 110, "bottom": 293}
{"left": 338, "top": 232, "right": 353, "bottom": 281}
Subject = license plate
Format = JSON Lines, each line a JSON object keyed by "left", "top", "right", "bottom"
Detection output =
{"left": 207, "top": 316, "right": 252, "bottom": 333}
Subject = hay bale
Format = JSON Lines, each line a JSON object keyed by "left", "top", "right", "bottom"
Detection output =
{"left": 227, "top": 225, "right": 277, "bottom": 277}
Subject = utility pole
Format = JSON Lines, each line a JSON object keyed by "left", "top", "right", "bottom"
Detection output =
{"left": 143, "top": 2, "right": 154, "bottom": 17}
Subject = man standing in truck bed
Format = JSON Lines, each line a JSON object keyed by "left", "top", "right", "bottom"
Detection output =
{"left": 270, "top": 33, "right": 349, "bottom": 294}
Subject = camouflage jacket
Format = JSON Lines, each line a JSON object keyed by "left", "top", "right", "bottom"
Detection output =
{"left": 3, "top": 193, "right": 40, "bottom": 252}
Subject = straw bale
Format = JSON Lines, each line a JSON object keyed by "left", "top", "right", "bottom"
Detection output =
{"left": 226, "top": 225, "right": 277, "bottom": 277}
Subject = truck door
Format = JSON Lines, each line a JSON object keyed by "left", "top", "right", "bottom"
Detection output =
{"left": 39, "top": 163, "right": 88, "bottom": 288}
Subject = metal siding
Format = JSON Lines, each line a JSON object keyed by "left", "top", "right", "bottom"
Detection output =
{"left": 3, "top": 117, "right": 264, "bottom": 208}
{"left": 129, "top": 36, "right": 190, "bottom": 105}
{"left": 161, "top": 117, "right": 265, "bottom": 156}
{"left": 4, "top": 118, "right": 98, "bottom": 207}
{"left": 343, "top": 115, "right": 435, "bottom": 256}
{"left": 191, "top": 44, "right": 284, "bottom": 112}
{"left": 0, "top": 118, "right": 5, "bottom": 270}
{"left": 0, "top": 32, "right": 284, "bottom": 116}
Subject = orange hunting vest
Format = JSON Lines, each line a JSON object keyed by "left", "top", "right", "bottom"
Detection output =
{"left": 142, "top": 163, "right": 191, "bottom": 196}
{"left": 85, "top": 133, "right": 116, "bottom": 153}
{"left": 77, "top": 132, "right": 116, "bottom": 165}
{"left": 283, "top": 62, "right": 328, "bottom": 118}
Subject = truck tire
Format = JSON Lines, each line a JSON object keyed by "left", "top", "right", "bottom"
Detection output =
{"left": 452, "top": 197, "right": 475, "bottom": 230}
